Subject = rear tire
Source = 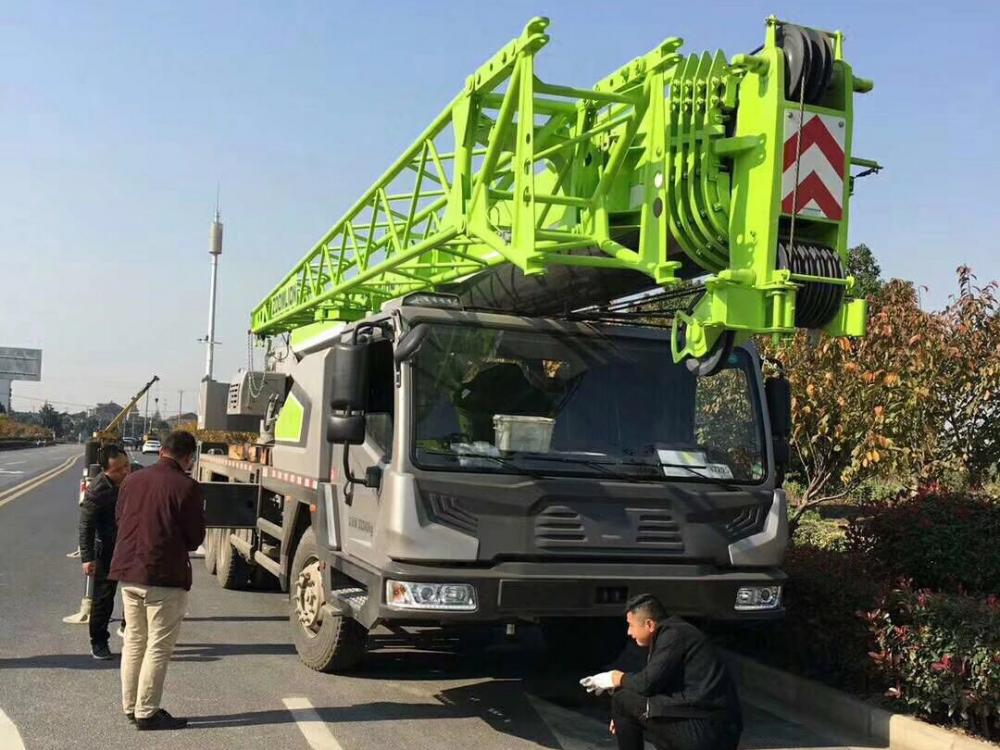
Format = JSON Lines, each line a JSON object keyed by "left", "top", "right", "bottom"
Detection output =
{"left": 217, "top": 529, "right": 252, "bottom": 590}
{"left": 289, "top": 528, "right": 368, "bottom": 672}
{"left": 204, "top": 529, "right": 219, "bottom": 575}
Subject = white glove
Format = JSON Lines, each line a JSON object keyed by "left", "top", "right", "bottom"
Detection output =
{"left": 579, "top": 671, "right": 615, "bottom": 695}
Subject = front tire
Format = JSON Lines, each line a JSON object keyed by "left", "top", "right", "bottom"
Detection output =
{"left": 289, "top": 528, "right": 368, "bottom": 672}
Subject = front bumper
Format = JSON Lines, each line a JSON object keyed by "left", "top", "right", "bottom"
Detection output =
{"left": 362, "top": 559, "right": 786, "bottom": 624}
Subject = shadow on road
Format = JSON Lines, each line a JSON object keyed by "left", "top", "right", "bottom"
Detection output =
{"left": 188, "top": 680, "right": 563, "bottom": 748}
{"left": 1, "top": 626, "right": 850, "bottom": 748}
{"left": 170, "top": 641, "right": 296, "bottom": 661}
{"left": 181, "top": 615, "right": 287, "bottom": 623}
{"left": 0, "top": 654, "right": 119, "bottom": 670}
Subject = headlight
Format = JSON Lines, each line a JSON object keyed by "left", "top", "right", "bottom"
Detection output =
{"left": 734, "top": 585, "right": 782, "bottom": 611}
{"left": 385, "top": 580, "right": 478, "bottom": 611}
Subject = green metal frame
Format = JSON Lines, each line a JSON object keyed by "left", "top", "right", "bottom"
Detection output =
{"left": 251, "top": 16, "right": 874, "bottom": 360}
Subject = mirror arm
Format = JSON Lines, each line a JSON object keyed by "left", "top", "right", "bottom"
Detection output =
{"left": 342, "top": 440, "right": 362, "bottom": 486}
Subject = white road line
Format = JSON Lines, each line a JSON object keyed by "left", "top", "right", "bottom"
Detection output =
{"left": 282, "top": 697, "right": 345, "bottom": 750}
{"left": 0, "top": 707, "right": 27, "bottom": 750}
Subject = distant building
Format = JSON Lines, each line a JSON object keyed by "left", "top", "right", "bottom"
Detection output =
{"left": 166, "top": 412, "right": 199, "bottom": 429}
{"left": 90, "top": 402, "right": 125, "bottom": 426}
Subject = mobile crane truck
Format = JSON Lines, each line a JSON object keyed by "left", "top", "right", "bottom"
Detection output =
{"left": 197, "top": 16, "right": 876, "bottom": 671}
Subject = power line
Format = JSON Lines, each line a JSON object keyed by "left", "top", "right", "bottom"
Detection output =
{"left": 10, "top": 395, "right": 95, "bottom": 409}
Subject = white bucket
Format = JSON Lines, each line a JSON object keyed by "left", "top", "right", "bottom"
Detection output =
{"left": 493, "top": 415, "right": 555, "bottom": 453}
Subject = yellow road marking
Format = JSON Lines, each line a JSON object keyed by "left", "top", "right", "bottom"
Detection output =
{"left": 0, "top": 453, "right": 81, "bottom": 509}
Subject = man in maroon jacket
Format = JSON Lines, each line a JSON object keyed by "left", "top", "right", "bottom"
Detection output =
{"left": 110, "top": 430, "right": 205, "bottom": 731}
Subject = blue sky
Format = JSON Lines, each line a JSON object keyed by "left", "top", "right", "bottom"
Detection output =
{"left": 1, "top": 0, "right": 998, "bottom": 412}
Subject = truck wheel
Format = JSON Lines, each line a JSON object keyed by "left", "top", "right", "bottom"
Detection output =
{"left": 217, "top": 529, "right": 252, "bottom": 590}
{"left": 204, "top": 529, "right": 219, "bottom": 575}
{"left": 289, "top": 528, "right": 367, "bottom": 672}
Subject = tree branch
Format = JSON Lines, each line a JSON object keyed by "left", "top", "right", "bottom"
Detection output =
{"left": 790, "top": 488, "right": 853, "bottom": 524}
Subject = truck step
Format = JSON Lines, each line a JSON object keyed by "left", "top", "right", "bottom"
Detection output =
{"left": 253, "top": 550, "right": 282, "bottom": 578}
{"left": 257, "top": 517, "right": 283, "bottom": 541}
{"left": 330, "top": 586, "right": 368, "bottom": 613}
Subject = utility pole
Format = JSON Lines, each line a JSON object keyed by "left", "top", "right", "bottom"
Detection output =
{"left": 203, "top": 205, "right": 224, "bottom": 380}
{"left": 143, "top": 391, "right": 150, "bottom": 435}
{"left": 178, "top": 389, "right": 184, "bottom": 418}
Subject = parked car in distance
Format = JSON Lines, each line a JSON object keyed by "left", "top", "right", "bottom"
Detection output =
{"left": 141, "top": 439, "right": 161, "bottom": 455}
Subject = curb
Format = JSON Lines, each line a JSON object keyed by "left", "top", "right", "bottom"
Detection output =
{"left": 726, "top": 651, "right": 996, "bottom": 750}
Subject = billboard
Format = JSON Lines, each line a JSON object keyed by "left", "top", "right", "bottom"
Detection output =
{"left": 0, "top": 348, "right": 42, "bottom": 381}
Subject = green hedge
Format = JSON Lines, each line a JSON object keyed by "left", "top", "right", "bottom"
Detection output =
{"left": 863, "top": 582, "right": 999, "bottom": 739}
{"left": 848, "top": 491, "right": 1000, "bottom": 595}
{"left": 722, "top": 489, "right": 1000, "bottom": 743}
{"left": 718, "top": 545, "right": 882, "bottom": 692}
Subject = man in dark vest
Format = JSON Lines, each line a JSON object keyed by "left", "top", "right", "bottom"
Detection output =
{"left": 78, "top": 444, "right": 131, "bottom": 659}
{"left": 582, "top": 593, "right": 743, "bottom": 750}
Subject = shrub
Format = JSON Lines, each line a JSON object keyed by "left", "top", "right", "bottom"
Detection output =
{"left": 718, "top": 544, "right": 884, "bottom": 692}
{"left": 792, "top": 510, "right": 847, "bottom": 551}
{"left": 863, "top": 582, "right": 1000, "bottom": 739}
{"left": 0, "top": 416, "right": 47, "bottom": 440}
{"left": 848, "top": 491, "right": 1000, "bottom": 595}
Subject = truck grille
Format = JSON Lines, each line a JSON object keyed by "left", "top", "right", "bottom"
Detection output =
{"left": 725, "top": 505, "right": 765, "bottom": 538}
{"left": 425, "top": 493, "right": 478, "bottom": 535}
{"left": 535, "top": 505, "right": 586, "bottom": 546}
{"left": 634, "top": 511, "right": 684, "bottom": 549}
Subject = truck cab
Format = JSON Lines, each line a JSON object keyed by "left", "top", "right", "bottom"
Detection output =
{"left": 214, "top": 296, "right": 789, "bottom": 670}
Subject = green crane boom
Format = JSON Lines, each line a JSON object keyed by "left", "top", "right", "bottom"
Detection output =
{"left": 251, "top": 16, "right": 876, "bottom": 364}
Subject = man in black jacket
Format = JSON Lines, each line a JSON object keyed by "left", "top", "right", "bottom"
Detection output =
{"left": 598, "top": 594, "right": 742, "bottom": 750}
{"left": 79, "top": 444, "right": 131, "bottom": 659}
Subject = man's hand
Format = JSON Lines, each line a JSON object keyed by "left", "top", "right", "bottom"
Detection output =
{"left": 81, "top": 562, "right": 96, "bottom": 576}
{"left": 580, "top": 671, "right": 616, "bottom": 695}
{"left": 611, "top": 670, "right": 624, "bottom": 688}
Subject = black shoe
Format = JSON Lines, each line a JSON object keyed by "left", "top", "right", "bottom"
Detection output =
{"left": 126, "top": 713, "right": 135, "bottom": 724}
{"left": 136, "top": 709, "right": 187, "bottom": 731}
{"left": 90, "top": 643, "right": 112, "bottom": 660}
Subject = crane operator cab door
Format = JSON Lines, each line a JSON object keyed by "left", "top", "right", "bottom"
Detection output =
{"left": 326, "top": 332, "right": 395, "bottom": 566}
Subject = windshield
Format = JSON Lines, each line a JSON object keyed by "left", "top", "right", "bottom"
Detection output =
{"left": 410, "top": 323, "right": 766, "bottom": 483}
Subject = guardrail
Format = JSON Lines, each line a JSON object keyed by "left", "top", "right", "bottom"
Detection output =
{"left": 0, "top": 439, "right": 56, "bottom": 452}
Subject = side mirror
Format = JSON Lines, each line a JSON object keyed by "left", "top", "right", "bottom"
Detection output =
{"left": 393, "top": 323, "right": 430, "bottom": 363}
{"left": 765, "top": 376, "right": 792, "bottom": 438}
{"left": 765, "top": 376, "right": 792, "bottom": 480}
{"left": 330, "top": 340, "right": 370, "bottom": 412}
{"left": 327, "top": 413, "right": 366, "bottom": 445}
{"left": 328, "top": 338, "right": 369, "bottom": 446}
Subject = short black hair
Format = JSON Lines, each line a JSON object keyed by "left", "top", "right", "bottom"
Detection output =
{"left": 625, "top": 593, "right": 667, "bottom": 623}
{"left": 97, "top": 444, "right": 127, "bottom": 470}
{"left": 162, "top": 430, "right": 197, "bottom": 460}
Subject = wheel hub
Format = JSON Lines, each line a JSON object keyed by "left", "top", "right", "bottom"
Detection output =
{"left": 294, "top": 560, "right": 325, "bottom": 631}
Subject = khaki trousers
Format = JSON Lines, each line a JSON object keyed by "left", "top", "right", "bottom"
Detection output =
{"left": 120, "top": 584, "right": 188, "bottom": 719}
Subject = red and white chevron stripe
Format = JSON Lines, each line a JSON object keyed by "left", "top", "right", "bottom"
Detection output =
{"left": 781, "top": 112, "right": 846, "bottom": 221}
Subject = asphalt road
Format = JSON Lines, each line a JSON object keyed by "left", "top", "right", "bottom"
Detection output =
{"left": 0, "top": 452, "right": 876, "bottom": 750}
{"left": 0, "top": 444, "right": 82, "bottom": 496}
